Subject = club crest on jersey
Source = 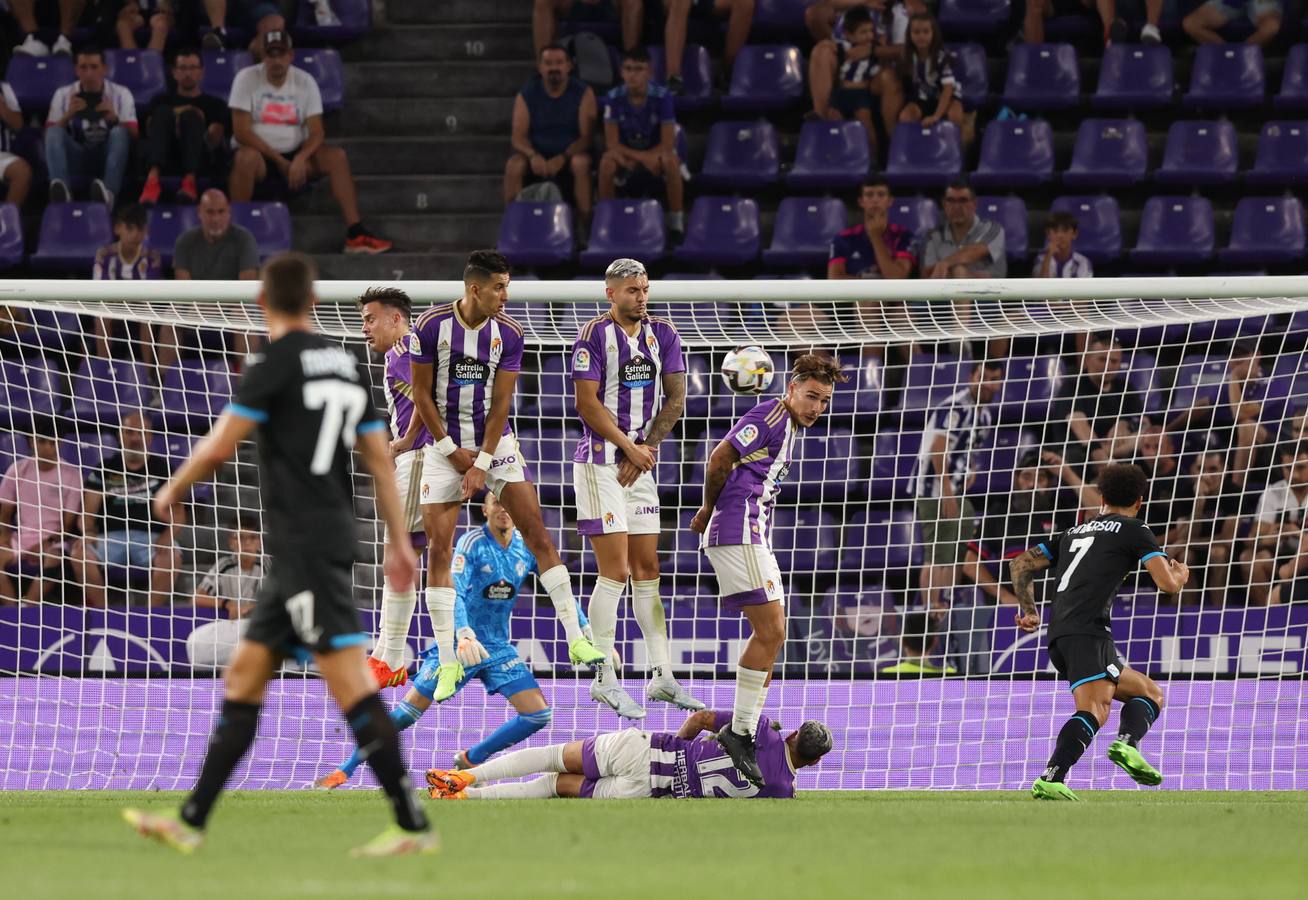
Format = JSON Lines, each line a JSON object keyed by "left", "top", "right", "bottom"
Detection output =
{"left": 738, "top": 424, "right": 759, "bottom": 446}
{"left": 604, "top": 512, "right": 616, "bottom": 528}
{"left": 451, "top": 355, "right": 490, "bottom": 386}
{"left": 621, "top": 356, "right": 654, "bottom": 389}
{"left": 515, "top": 560, "right": 527, "bottom": 579}
{"left": 573, "top": 348, "right": 591, "bottom": 373}
{"left": 451, "top": 553, "right": 466, "bottom": 574}
{"left": 407, "top": 333, "right": 421, "bottom": 355}
{"left": 766, "top": 579, "right": 776, "bottom": 594}
{"left": 490, "top": 337, "right": 502, "bottom": 354}
{"left": 646, "top": 333, "right": 658, "bottom": 350}
{"left": 422, "top": 483, "right": 429, "bottom": 498}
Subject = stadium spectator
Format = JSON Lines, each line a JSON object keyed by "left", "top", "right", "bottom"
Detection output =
{"left": 1025, "top": 0, "right": 1163, "bottom": 45}
{"left": 533, "top": 0, "right": 643, "bottom": 56}
{"left": 808, "top": 5, "right": 903, "bottom": 147}
{"left": 228, "top": 30, "right": 391, "bottom": 254}
{"left": 1183, "top": 0, "right": 1282, "bottom": 48}
{"left": 0, "top": 79, "right": 33, "bottom": 207}
{"left": 912, "top": 360, "right": 1001, "bottom": 609}
{"left": 920, "top": 179, "right": 1005, "bottom": 280}
{"left": 897, "top": 13, "right": 963, "bottom": 137}
{"left": 93, "top": 203, "right": 161, "bottom": 281}
{"left": 9, "top": 0, "right": 81, "bottom": 57}
{"left": 806, "top": 0, "right": 918, "bottom": 44}
{"left": 659, "top": 0, "right": 754, "bottom": 93}
{"left": 116, "top": 0, "right": 173, "bottom": 52}
{"left": 173, "top": 189, "right": 258, "bottom": 280}
{"left": 45, "top": 46, "right": 138, "bottom": 208}
{"left": 1051, "top": 333, "right": 1144, "bottom": 468}
{"left": 200, "top": 0, "right": 286, "bottom": 56}
{"left": 598, "top": 47, "right": 684, "bottom": 238}
{"left": 0, "top": 418, "right": 82, "bottom": 605}
{"left": 73, "top": 411, "right": 183, "bottom": 607}
{"left": 1170, "top": 452, "right": 1241, "bottom": 606}
{"left": 1240, "top": 443, "right": 1308, "bottom": 606}
{"left": 505, "top": 44, "right": 596, "bottom": 227}
{"left": 879, "top": 609, "right": 956, "bottom": 674}
{"left": 139, "top": 48, "right": 230, "bottom": 206}
{"left": 1033, "top": 211, "right": 1092, "bottom": 279}
{"left": 192, "top": 511, "right": 263, "bottom": 619}
{"left": 814, "top": 6, "right": 884, "bottom": 155}
{"left": 828, "top": 176, "right": 914, "bottom": 280}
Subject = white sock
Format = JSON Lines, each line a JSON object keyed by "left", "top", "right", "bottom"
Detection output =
{"left": 425, "top": 586, "right": 456, "bottom": 668}
{"left": 588, "top": 576, "right": 626, "bottom": 684}
{"left": 732, "top": 665, "right": 768, "bottom": 737}
{"left": 631, "top": 578, "right": 671, "bottom": 677}
{"left": 539, "top": 565, "right": 584, "bottom": 644}
{"left": 470, "top": 743, "right": 567, "bottom": 784}
{"left": 372, "top": 587, "right": 416, "bottom": 669}
{"left": 467, "top": 774, "right": 559, "bottom": 799}
{"left": 753, "top": 677, "right": 769, "bottom": 726}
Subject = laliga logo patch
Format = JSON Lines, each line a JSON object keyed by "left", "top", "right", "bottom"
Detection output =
{"left": 407, "top": 333, "right": 421, "bottom": 355}
{"left": 451, "top": 553, "right": 465, "bottom": 574}
{"left": 573, "top": 348, "right": 590, "bottom": 372}
{"left": 738, "top": 424, "right": 759, "bottom": 446}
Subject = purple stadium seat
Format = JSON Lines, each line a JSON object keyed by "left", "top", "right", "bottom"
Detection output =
{"left": 1154, "top": 120, "right": 1238, "bottom": 186}
{"left": 30, "top": 203, "right": 112, "bottom": 272}
{"left": 680, "top": 352, "right": 713, "bottom": 420}
{"left": 1183, "top": 44, "right": 1264, "bottom": 110}
{"left": 751, "top": 0, "right": 809, "bottom": 35}
{"left": 0, "top": 202, "right": 23, "bottom": 271}
{"left": 69, "top": 358, "right": 151, "bottom": 426}
{"left": 1050, "top": 196, "right": 1121, "bottom": 265}
{"left": 857, "top": 510, "right": 922, "bottom": 572}
{"left": 534, "top": 355, "right": 569, "bottom": 420}
{"left": 230, "top": 202, "right": 292, "bottom": 259}
{"left": 889, "top": 196, "right": 940, "bottom": 237}
{"left": 159, "top": 360, "right": 232, "bottom": 432}
{"left": 146, "top": 205, "right": 199, "bottom": 267}
{"left": 886, "top": 122, "right": 963, "bottom": 189}
{"left": 649, "top": 44, "right": 713, "bottom": 111}
{"left": 771, "top": 507, "right": 838, "bottom": 575}
{"left": 293, "top": 0, "right": 372, "bottom": 43}
{"left": 1122, "top": 352, "right": 1165, "bottom": 417}
{"left": 1092, "top": 44, "right": 1173, "bottom": 110}
{"left": 939, "top": 0, "right": 1013, "bottom": 37}
{"left": 1130, "top": 196, "right": 1215, "bottom": 266}
{"left": 519, "top": 432, "right": 571, "bottom": 499}
{"left": 1002, "top": 43, "right": 1080, "bottom": 112}
{"left": 868, "top": 430, "right": 922, "bottom": 500}
{"left": 997, "top": 356, "right": 1064, "bottom": 425}
{"left": 762, "top": 197, "right": 847, "bottom": 268}
{"left": 579, "top": 199, "right": 666, "bottom": 267}
{"left": 977, "top": 196, "right": 1028, "bottom": 264}
{"left": 720, "top": 45, "right": 804, "bottom": 113}
{"left": 0, "top": 433, "right": 30, "bottom": 474}
{"left": 200, "top": 50, "right": 253, "bottom": 99}
{"left": 968, "top": 427, "right": 1037, "bottom": 497}
{"left": 1275, "top": 44, "right": 1308, "bottom": 111}
{"left": 971, "top": 119, "right": 1054, "bottom": 189}
{"left": 28, "top": 309, "right": 85, "bottom": 358}
{"left": 60, "top": 430, "right": 119, "bottom": 469}
{"left": 673, "top": 197, "right": 760, "bottom": 267}
{"left": 497, "top": 202, "right": 574, "bottom": 267}
{"left": 295, "top": 49, "right": 344, "bottom": 113}
{"left": 0, "top": 358, "right": 62, "bottom": 429}
{"left": 1062, "top": 118, "right": 1148, "bottom": 188}
{"left": 786, "top": 120, "right": 870, "bottom": 190}
{"left": 698, "top": 121, "right": 780, "bottom": 189}
{"left": 1171, "top": 355, "right": 1227, "bottom": 412}
{"left": 105, "top": 49, "right": 166, "bottom": 108}
{"left": 1219, "top": 197, "right": 1306, "bottom": 265}
{"left": 944, "top": 43, "right": 989, "bottom": 109}
{"left": 5, "top": 55, "right": 74, "bottom": 112}
{"left": 1246, "top": 121, "right": 1308, "bottom": 186}
{"left": 826, "top": 354, "right": 882, "bottom": 421}
{"left": 791, "top": 429, "right": 863, "bottom": 500}
{"left": 895, "top": 353, "right": 970, "bottom": 424}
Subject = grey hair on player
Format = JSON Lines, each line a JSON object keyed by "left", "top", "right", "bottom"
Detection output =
{"left": 604, "top": 258, "right": 648, "bottom": 282}
{"left": 796, "top": 721, "right": 834, "bottom": 763}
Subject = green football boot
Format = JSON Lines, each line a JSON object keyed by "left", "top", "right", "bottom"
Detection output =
{"left": 1107, "top": 739, "right": 1163, "bottom": 786}
{"left": 1031, "top": 778, "right": 1081, "bottom": 801}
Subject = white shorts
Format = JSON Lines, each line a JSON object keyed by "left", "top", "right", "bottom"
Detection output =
{"left": 582, "top": 728, "right": 652, "bottom": 799}
{"left": 392, "top": 449, "right": 425, "bottom": 536}
{"left": 704, "top": 543, "right": 786, "bottom": 612}
{"left": 419, "top": 434, "right": 527, "bottom": 505}
{"left": 573, "top": 462, "right": 661, "bottom": 537}
{"left": 0, "top": 151, "right": 22, "bottom": 179}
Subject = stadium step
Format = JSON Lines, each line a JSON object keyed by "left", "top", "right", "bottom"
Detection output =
{"left": 293, "top": 175, "right": 504, "bottom": 216}
{"left": 347, "top": 61, "right": 534, "bottom": 99}
{"left": 290, "top": 213, "right": 502, "bottom": 254}
{"left": 311, "top": 252, "right": 469, "bottom": 280}
{"left": 386, "top": 0, "right": 524, "bottom": 25}
{"left": 345, "top": 25, "right": 533, "bottom": 63}
{"left": 335, "top": 136, "right": 509, "bottom": 175}
{"left": 332, "top": 98, "right": 510, "bottom": 137}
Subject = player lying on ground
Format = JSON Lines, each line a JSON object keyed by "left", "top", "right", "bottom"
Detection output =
{"left": 410, "top": 249, "right": 605, "bottom": 704}
{"left": 1010, "top": 462, "right": 1189, "bottom": 802}
{"left": 123, "top": 253, "right": 436, "bottom": 857}
{"left": 313, "top": 492, "right": 600, "bottom": 788}
{"left": 572, "top": 256, "right": 700, "bottom": 719}
{"left": 690, "top": 353, "right": 847, "bottom": 788}
{"left": 426, "top": 710, "right": 833, "bottom": 800}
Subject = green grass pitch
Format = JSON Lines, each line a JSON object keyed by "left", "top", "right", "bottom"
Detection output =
{"left": 3, "top": 791, "right": 1305, "bottom": 899}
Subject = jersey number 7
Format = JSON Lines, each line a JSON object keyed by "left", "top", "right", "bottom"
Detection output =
{"left": 1057, "top": 536, "right": 1096, "bottom": 593}
{"left": 303, "top": 381, "right": 368, "bottom": 475}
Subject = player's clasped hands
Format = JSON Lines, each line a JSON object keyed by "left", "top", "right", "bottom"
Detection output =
{"left": 618, "top": 441, "right": 655, "bottom": 487}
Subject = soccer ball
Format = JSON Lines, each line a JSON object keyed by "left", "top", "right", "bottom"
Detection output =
{"left": 720, "top": 345, "right": 775, "bottom": 395}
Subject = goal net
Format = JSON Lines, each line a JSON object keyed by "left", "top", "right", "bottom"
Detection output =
{"left": 1, "top": 277, "right": 1306, "bottom": 791}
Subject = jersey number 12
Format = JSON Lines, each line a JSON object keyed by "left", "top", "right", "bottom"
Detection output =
{"left": 303, "top": 380, "right": 368, "bottom": 475}
{"left": 1057, "top": 536, "right": 1096, "bottom": 592}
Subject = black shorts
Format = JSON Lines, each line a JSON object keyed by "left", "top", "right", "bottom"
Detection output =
{"left": 832, "top": 86, "right": 874, "bottom": 118}
{"left": 1048, "top": 634, "right": 1127, "bottom": 692}
{"left": 244, "top": 554, "right": 366, "bottom": 659}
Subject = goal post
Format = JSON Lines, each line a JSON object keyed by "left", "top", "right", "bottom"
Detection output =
{"left": 1, "top": 276, "right": 1306, "bottom": 791}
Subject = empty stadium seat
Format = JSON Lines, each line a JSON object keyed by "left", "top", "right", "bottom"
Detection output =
{"left": 293, "top": 0, "right": 372, "bottom": 43}
{"left": 1049, "top": 196, "right": 1121, "bottom": 264}
{"left": 649, "top": 44, "right": 714, "bottom": 112}
{"left": 720, "top": 45, "right": 803, "bottom": 113}
{"left": 60, "top": 430, "right": 119, "bottom": 470}
{"left": 968, "top": 427, "right": 1038, "bottom": 497}
{"left": 751, "top": 0, "right": 809, "bottom": 36}
{"left": 977, "top": 196, "right": 1029, "bottom": 264}
{"left": 1092, "top": 44, "right": 1173, "bottom": 110}
{"left": 578, "top": 199, "right": 666, "bottom": 267}
{"left": 0, "top": 358, "right": 63, "bottom": 430}
{"left": 1246, "top": 121, "right": 1308, "bottom": 186}
{"left": 105, "top": 49, "right": 166, "bottom": 108}
{"left": 885, "top": 122, "right": 962, "bottom": 189}
{"left": 159, "top": 360, "right": 233, "bottom": 432}
{"left": 1129, "top": 196, "right": 1215, "bottom": 266}
{"left": 856, "top": 510, "right": 922, "bottom": 571}
{"left": 497, "top": 202, "right": 575, "bottom": 267}
{"left": 997, "top": 354, "right": 1064, "bottom": 423}
{"left": 230, "top": 202, "right": 292, "bottom": 259}
{"left": 786, "top": 120, "right": 870, "bottom": 190}
{"left": 1170, "top": 354, "right": 1228, "bottom": 412}
{"left": 1219, "top": 197, "right": 1306, "bottom": 265}
{"left": 533, "top": 355, "right": 569, "bottom": 420}
{"left": 145, "top": 205, "right": 199, "bottom": 267}
{"left": 200, "top": 49, "right": 253, "bottom": 99}
{"left": 868, "top": 430, "right": 922, "bottom": 500}
{"left": 1062, "top": 118, "right": 1148, "bottom": 188}
{"left": 1154, "top": 120, "right": 1238, "bottom": 185}
{"left": 888, "top": 196, "right": 940, "bottom": 237}
{"left": 971, "top": 119, "right": 1054, "bottom": 189}
{"left": 939, "top": 0, "right": 1013, "bottom": 37}
{"left": 295, "top": 48, "right": 344, "bottom": 113}
{"left": 0, "top": 203, "right": 23, "bottom": 271}
{"left": 944, "top": 43, "right": 989, "bottom": 109}
{"left": 30, "top": 203, "right": 112, "bottom": 272}
{"left": 69, "top": 358, "right": 152, "bottom": 427}
{"left": 5, "top": 55, "right": 73, "bottom": 112}
{"left": 1275, "top": 43, "right": 1308, "bottom": 111}
{"left": 1002, "top": 43, "right": 1080, "bottom": 111}
{"left": 673, "top": 197, "right": 760, "bottom": 266}
{"left": 26, "top": 309, "right": 83, "bottom": 358}
{"left": 825, "top": 354, "right": 883, "bottom": 422}
{"left": 895, "top": 353, "right": 971, "bottom": 424}
{"left": 1183, "top": 44, "right": 1264, "bottom": 110}
{"left": 771, "top": 507, "right": 839, "bottom": 575}
{"left": 698, "top": 120, "right": 780, "bottom": 189}
{"left": 762, "top": 197, "right": 847, "bottom": 268}
{"left": 791, "top": 429, "right": 864, "bottom": 501}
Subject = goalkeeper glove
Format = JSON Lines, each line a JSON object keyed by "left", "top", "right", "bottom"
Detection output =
{"left": 456, "top": 628, "right": 490, "bottom": 667}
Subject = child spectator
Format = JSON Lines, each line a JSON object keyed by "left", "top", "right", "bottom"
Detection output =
{"left": 192, "top": 512, "right": 264, "bottom": 620}
{"left": 897, "top": 13, "right": 962, "bottom": 135}
{"left": 93, "top": 204, "right": 161, "bottom": 281}
{"left": 828, "top": 6, "right": 883, "bottom": 154}
{"left": 1034, "top": 211, "right": 1093, "bottom": 279}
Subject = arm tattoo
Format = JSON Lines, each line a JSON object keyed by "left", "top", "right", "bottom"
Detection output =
{"left": 699, "top": 443, "right": 734, "bottom": 512}
{"left": 1009, "top": 548, "right": 1047, "bottom": 619}
{"left": 644, "top": 373, "right": 686, "bottom": 447}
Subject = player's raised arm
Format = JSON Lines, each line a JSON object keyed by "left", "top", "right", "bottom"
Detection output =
{"left": 1009, "top": 545, "right": 1052, "bottom": 632}
{"left": 689, "top": 438, "right": 741, "bottom": 533}
{"left": 676, "top": 709, "right": 725, "bottom": 739}
{"left": 357, "top": 427, "right": 417, "bottom": 591}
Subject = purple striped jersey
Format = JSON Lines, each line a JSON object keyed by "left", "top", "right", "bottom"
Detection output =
{"left": 410, "top": 302, "right": 524, "bottom": 449}
{"left": 92, "top": 243, "right": 162, "bottom": 281}
{"left": 571, "top": 313, "right": 685, "bottom": 465}
{"left": 704, "top": 398, "right": 796, "bottom": 548}
{"left": 648, "top": 712, "right": 796, "bottom": 798}
{"left": 382, "top": 333, "right": 433, "bottom": 451}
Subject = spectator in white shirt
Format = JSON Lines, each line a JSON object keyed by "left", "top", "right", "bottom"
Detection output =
{"left": 228, "top": 29, "right": 391, "bottom": 254}
{"left": 0, "top": 81, "right": 32, "bottom": 207}
{"left": 1033, "top": 211, "right": 1093, "bottom": 279}
{"left": 192, "top": 512, "right": 263, "bottom": 619}
{"left": 44, "top": 46, "right": 138, "bottom": 207}
{"left": 1241, "top": 444, "right": 1308, "bottom": 605}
